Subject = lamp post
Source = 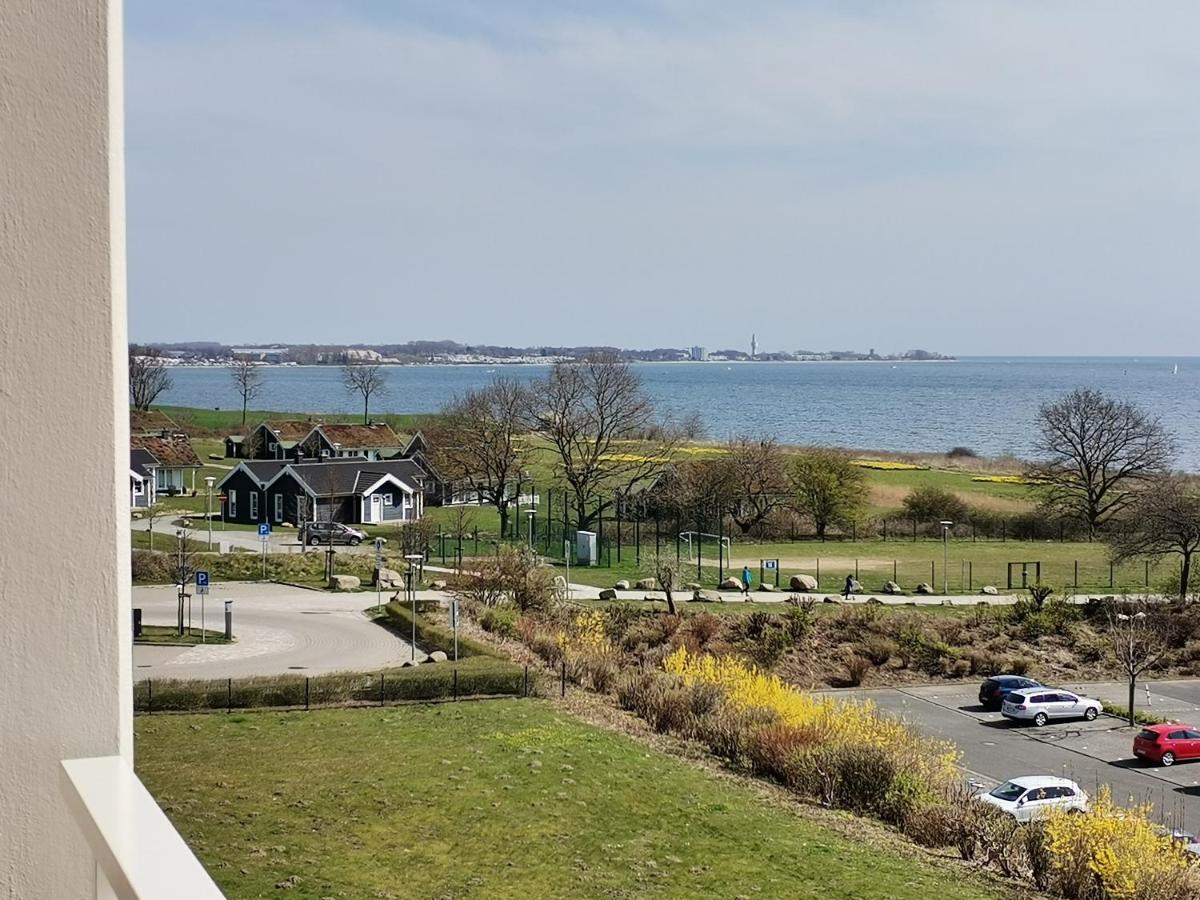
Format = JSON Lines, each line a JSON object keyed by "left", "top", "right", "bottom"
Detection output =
{"left": 940, "top": 520, "right": 954, "bottom": 595}
{"left": 274, "top": 428, "right": 282, "bottom": 460}
{"left": 526, "top": 509, "right": 536, "bottom": 549}
{"left": 204, "top": 476, "right": 215, "bottom": 551}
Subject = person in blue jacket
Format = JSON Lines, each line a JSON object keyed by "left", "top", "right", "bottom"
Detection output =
{"left": 741, "top": 565, "right": 753, "bottom": 598}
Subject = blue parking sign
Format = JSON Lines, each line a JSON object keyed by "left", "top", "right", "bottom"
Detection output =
{"left": 258, "top": 523, "right": 272, "bottom": 537}
{"left": 196, "top": 570, "right": 209, "bottom": 587}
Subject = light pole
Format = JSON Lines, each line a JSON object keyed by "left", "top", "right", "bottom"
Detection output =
{"left": 527, "top": 509, "right": 536, "bottom": 548}
{"left": 204, "top": 476, "right": 215, "bottom": 551}
{"left": 940, "top": 521, "right": 954, "bottom": 595}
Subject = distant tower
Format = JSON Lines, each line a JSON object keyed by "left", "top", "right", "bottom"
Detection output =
{"left": 751, "top": 333, "right": 757, "bottom": 359}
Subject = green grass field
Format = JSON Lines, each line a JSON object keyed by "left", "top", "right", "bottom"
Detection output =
{"left": 135, "top": 624, "right": 230, "bottom": 646}
{"left": 154, "top": 405, "right": 433, "bottom": 438}
{"left": 136, "top": 702, "right": 1009, "bottom": 899}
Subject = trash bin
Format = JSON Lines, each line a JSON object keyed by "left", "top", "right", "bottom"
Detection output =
{"left": 132, "top": 608, "right": 142, "bottom": 638}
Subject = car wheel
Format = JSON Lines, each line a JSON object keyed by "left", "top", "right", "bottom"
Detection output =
{"left": 1067, "top": 807, "right": 1084, "bottom": 815}
{"left": 308, "top": 535, "right": 320, "bottom": 546}
{"left": 1033, "top": 712, "right": 1048, "bottom": 727}
{"left": 1084, "top": 707, "right": 1098, "bottom": 721}
{"left": 1162, "top": 752, "right": 1176, "bottom": 767}
{"left": 349, "top": 537, "right": 361, "bottom": 546}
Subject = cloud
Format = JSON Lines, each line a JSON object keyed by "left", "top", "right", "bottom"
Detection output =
{"left": 125, "top": 1, "right": 1200, "bottom": 353}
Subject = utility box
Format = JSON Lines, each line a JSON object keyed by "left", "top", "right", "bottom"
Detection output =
{"left": 576, "top": 531, "right": 598, "bottom": 567}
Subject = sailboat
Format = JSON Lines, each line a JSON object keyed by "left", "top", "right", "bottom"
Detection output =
{"left": 1173, "top": 364, "right": 1180, "bottom": 375}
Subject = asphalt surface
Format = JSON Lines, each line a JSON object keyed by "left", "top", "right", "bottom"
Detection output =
{"left": 817, "top": 681, "right": 1200, "bottom": 833}
{"left": 132, "top": 582, "right": 425, "bottom": 680}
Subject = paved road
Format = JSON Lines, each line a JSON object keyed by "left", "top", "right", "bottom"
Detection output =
{"left": 817, "top": 681, "right": 1200, "bottom": 833}
{"left": 132, "top": 582, "right": 426, "bottom": 680}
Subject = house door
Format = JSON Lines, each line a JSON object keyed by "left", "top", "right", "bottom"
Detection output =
{"left": 370, "top": 494, "right": 382, "bottom": 523}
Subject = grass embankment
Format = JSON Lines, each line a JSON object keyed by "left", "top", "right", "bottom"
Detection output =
{"left": 135, "top": 702, "right": 1010, "bottom": 900}
{"left": 135, "top": 625, "right": 230, "bottom": 646}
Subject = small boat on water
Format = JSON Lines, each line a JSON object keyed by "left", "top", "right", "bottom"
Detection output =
{"left": 1173, "top": 364, "right": 1180, "bottom": 375}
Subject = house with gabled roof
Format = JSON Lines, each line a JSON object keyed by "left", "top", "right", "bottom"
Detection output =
{"left": 129, "top": 447, "right": 159, "bottom": 508}
{"left": 130, "top": 433, "right": 202, "bottom": 495}
{"left": 294, "top": 422, "right": 406, "bottom": 462}
{"left": 215, "top": 457, "right": 425, "bottom": 527}
{"left": 224, "top": 420, "right": 315, "bottom": 460}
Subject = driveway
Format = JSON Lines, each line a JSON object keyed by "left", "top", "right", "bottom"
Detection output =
{"left": 132, "top": 582, "right": 427, "bottom": 679}
{"left": 817, "top": 680, "right": 1200, "bottom": 832}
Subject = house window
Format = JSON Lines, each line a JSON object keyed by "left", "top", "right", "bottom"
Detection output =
{"left": 249, "top": 492, "right": 258, "bottom": 520}
{"left": 268, "top": 442, "right": 278, "bottom": 452}
{"left": 229, "top": 490, "right": 237, "bottom": 517}
{"left": 382, "top": 493, "right": 393, "bottom": 507}
{"left": 320, "top": 450, "right": 330, "bottom": 458}
{"left": 274, "top": 494, "right": 284, "bottom": 522}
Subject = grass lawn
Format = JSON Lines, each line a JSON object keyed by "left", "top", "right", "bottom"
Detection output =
{"left": 130, "top": 529, "right": 213, "bottom": 553}
{"left": 155, "top": 405, "right": 434, "bottom": 438}
{"left": 136, "top": 702, "right": 1008, "bottom": 900}
{"left": 135, "top": 624, "right": 230, "bottom": 646}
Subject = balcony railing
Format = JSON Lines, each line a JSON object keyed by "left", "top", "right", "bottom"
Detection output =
{"left": 60, "top": 756, "right": 224, "bottom": 899}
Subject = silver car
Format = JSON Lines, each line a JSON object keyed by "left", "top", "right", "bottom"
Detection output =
{"left": 1001, "top": 689, "right": 1102, "bottom": 726}
{"left": 977, "top": 776, "right": 1089, "bottom": 822}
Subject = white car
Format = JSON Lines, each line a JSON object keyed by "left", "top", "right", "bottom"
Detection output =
{"left": 977, "top": 776, "right": 1090, "bottom": 822}
{"left": 1001, "top": 689, "right": 1102, "bottom": 726}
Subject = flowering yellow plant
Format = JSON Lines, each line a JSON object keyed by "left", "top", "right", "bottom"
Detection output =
{"left": 557, "top": 610, "right": 612, "bottom": 656}
{"left": 849, "top": 459, "right": 927, "bottom": 471}
{"left": 970, "top": 474, "right": 1034, "bottom": 485}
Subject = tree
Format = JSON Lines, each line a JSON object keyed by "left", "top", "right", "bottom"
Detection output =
{"left": 901, "top": 485, "right": 969, "bottom": 524}
{"left": 229, "top": 358, "right": 264, "bottom": 427}
{"left": 1108, "top": 475, "right": 1200, "bottom": 604}
{"left": 788, "top": 449, "right": 868, "bottom": 540}
{"left": 129, "top": 346, "right": 173, "bottom": 410}
{"left": 714, "top": 437, "right": 790, "bottom": 534}
{"left": 172, "top": 528, "right": 199, "bottom": 635}
{"left": 644, "top": 553, "right": 682, "bottom": 615}
{"left": 528, "top": 353, "right": 676, "bottom": 532}
{"left": 430, "top": 379, "right": 530, "bottom": 537}
{"left": 1104, "top": 598, "right": 1173, "bottom": 727}
{"left": 341, "top": 362, "right": 387, "bottom": 424}
{"left": 1029, "top": 389, "right": 1174, "bottom": 539}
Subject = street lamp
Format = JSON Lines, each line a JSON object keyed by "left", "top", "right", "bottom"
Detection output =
{"left": 273, "top": 429, "right": 282, "bottom": 460}
{"left": 526, "top": 509, "right": 536, "bottom": 548}
{"left": 940, "top": 521, "right": 954, "bottom": 595}
{"left": 204, "top": 476, "right": 215, "bottom": 551}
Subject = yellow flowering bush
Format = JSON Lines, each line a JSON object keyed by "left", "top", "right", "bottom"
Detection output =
{"left": 970, "top": 474, "right": 1036, "bottom": 485}
{"left": 558, "top": 610, "right": 611, "bottom": 656}
{"left": 849, "top": 458, "right": 927, "bottom": 471}
{"left": 1041, "top": 788, "right": 1200, "bottom": 899}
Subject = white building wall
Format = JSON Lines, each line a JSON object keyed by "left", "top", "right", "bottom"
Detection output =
{"left": 0, "top": 1, "right": 132, "bottom": 896}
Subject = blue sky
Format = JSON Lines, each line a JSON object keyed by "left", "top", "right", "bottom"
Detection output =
{"left": 126, "top": 2, "right": 1200, "bottom": 354}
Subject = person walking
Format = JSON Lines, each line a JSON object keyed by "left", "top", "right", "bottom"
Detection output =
{"left": 843, "top": 574, "right": 855, "bottom": 601}
{"left": 741, "top": 565, "right": 753, "bottom": 599}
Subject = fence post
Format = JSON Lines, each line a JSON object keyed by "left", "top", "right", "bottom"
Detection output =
{"left": 147, "top": 679, "right": 152, "bottom": 715}
{"left": 561, "top": 660, "right": 566, "bottom": 698}
{"left": 453, "top": 668, "right": 458, "bottom": 701}
{"left": 931, "top": 560, "right": 935, "bottom": 591}
{"left": 227, "top": 677, "right": 232, "bottom": 713}
{"left": 893, "top": 560, "right": 897, "bottom": 582}
{"left": 855, "top": 559, "right": 859, "bottom": 580}
{"left": 1074, "top": 561, "right": 1078, "bottom": 591}
{"left": 1146, "top": 560, "right": 1150, "bottom": 588}
{"left": 305, "top": 677, "right": 310, "bottom": 711}
{"left": 1110, "top": 562, "right": 1114, "bottom": 589}
{"left": 379, "top": 672, "right": 385, "bottom": 706}
{"left": 524, "top": 665, "right": 530, "bottom": 698}
{"left": 968, "top": 561, "right": 973, "bottom": 591}
{"left": 816, "top": 557, "right": 820, "bottom": 588}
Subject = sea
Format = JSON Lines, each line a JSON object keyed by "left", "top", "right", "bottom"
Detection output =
{"left": 158, "top": 357, "right": 1200, "bottom": 469}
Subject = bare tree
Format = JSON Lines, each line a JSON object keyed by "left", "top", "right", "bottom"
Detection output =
{"left": 143, "top": 502, "right": 167, "bottom": 551}
{"left": 1108, "top": 475, "right": 1200, "bottom": 604}
{"left": 129, "top": 346, "right": 173, "bottom": 410}
{"left": 429, "top": 379, "right": 529, "bottom": 537}
{"left": 788, "top": 449, "right": 869, "bottom": 540}
{"left": 340, "top": 362, "right": 387, "bottom": 424}
{"left": 229, "top": 358, "right": 264, "bottom": 427}
{"left": 529, "top": 353, "right": 676, "bottom": 532}
{"left": 714, "top": 437, "right": 790, "bottom": 534}
{"left": 644, "top": 553, "right": 681, "bottom": 615}
{"left": 1104, "top": 598, "right": 1173, "bottom": 727}
{"left": 172, "top": 528, "right": 199, "bottom": 635}
{"left": 1029, "top": 390, "right": 1174, "bottom": 539}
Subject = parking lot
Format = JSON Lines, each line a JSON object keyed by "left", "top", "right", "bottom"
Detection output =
{"left": 816, "top": 680, "right": 1200, "bottom": 833}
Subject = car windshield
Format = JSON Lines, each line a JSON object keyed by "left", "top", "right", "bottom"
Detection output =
{"left": 989, "top": 782, "right": 1027, "bottom": 801}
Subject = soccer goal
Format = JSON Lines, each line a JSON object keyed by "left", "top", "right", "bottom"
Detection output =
{"left": 679, "top": 531, "right": 732, "bottom": 563}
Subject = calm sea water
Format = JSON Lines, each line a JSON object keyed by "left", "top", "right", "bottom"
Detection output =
{"left": 159, "top": 357, "right": 1200, "bottom": 468}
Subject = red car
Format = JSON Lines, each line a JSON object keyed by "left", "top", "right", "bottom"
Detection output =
{"left": 1133, "top": 723, "right": 1200, "bottom": 766}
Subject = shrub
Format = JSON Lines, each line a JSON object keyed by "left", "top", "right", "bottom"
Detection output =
{"left": 686, "top": 611, "right": 723, "bottom": 646}
{"left": 383, "top": 602, "right": 501, "bottom": 659}
{"left": 843, "top": 654, "right": 872, "bottom": 687}
{"left": 1008, "top": 656, "right": 1033, "bottom": 676}
{"left": 529, "top": 633, "right": 563, "bottom": 667}
{"left": 946, "top": 446, "right": 978, "bottom": 459}
{"left": 478, "top": 606, "right": 519, "bottom": 639}
{"left": 901, "top": 485, "right": 968, "bottom": 524}
{"left": 859, "top": 637, "right": 896, "bottom": 666}
{"left": 692, "top": 703, "right": 776, "bottom": 764}
{"left": 782, "top": 605, "right": 813, "bottom": 642}
{"left": 944, "top": 658, "right": 972, "bottom": 679}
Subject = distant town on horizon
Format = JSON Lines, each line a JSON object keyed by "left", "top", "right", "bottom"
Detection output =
{"left": 134, "top": 339, "right": 954, "bottom": 366}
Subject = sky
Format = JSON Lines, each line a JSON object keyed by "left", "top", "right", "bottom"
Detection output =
{"left": 126, "top": 1, "right": 1200, "bottom": 355}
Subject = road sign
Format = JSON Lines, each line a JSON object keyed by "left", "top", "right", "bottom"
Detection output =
{"left": 764, "top": 559, "right": 778, "bottom": 570}
{"left": 258, "top": 523, "right": 272, "bottom": 537}
{"left": 219, "top": 494, "right": 228, "bottom": 502}
{"left": 195, "top": 570, "right": 210, "bottom": 594}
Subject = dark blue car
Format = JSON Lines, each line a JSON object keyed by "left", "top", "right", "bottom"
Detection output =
{"left": 979, "top": 675, "right": 1041, "bottom": 711}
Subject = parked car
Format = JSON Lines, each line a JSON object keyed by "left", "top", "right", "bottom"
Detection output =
{"left": 1132, "top": 723, "right": 1200, "bottom": 767}
{"left": 302, "top": 522, "right": 366, "bottom": 546}
{"left": 979, "top": 675, "right": 1042, "bottom": 711}
{"left": 977, "top": 776, "right": 1089, "bottom": 822}
{"left": 1001, "top": 689, "right": 1102, "bottom": 726}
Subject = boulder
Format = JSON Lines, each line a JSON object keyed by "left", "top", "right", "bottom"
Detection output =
{"left": 636, "top": 578, "right": 657, "bottom": 591}
{"left": 614, "top": 580, "right": 630, "bottom": 590}
{"left": 981, "top": 585, "right": 998, "bottom": 596}
{"left": 758, "top": 583, "right": 777, "bottom": 592}
{"left": 866, "top": 597, "right": 883, "bottom": 605}
{"left": 720, "top": 577, "right": 743, "bottom": 590}
{"left": 373, "top": 567, "right": 403, "bottom": 589}
{"left": 822, "top": 596, "right": 841, "bottom": 603}
{"left": 400, "top": 658, "right": 420, "bottom": 668}
{"left": 425, "top": 650, "right": 448, "bottom": 663}
{"left": 131, "top": 511, "right": 142, "bottom": 519}
{"left": 692, "top": 589, "right": 720, "bottom": 603}
{"left": 643, "top": 594, "right": 666, "bottom": 603}
{"left": 883, "top": 581, "right": 903, "bottom": 595}
{"left": 914, "top": 582, "right": 934, "bottom": 595}
{"left": 282, "top": 521, "right": 294, "bottom": 529}
{"left": 685, "top": 582, "right": 702, "bottom": 591}
{"left": 789, "top": 574, "right": 819, "bottom": 592}
{"left": 598, "top": 588, "right": 618, "bottom": 601}
{"left": 430, "top": 579, "right": 448, "bottom": 590}
{"left": 329, "top": 574, "right": 361, "bottom": 591}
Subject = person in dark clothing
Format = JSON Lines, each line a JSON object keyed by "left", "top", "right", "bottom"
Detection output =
{"left": 843, "top": 574, "right": 855, "bottom": 600}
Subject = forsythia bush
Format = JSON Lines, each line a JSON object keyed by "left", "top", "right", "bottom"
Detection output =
{"left": 849, "top": 458, "right": 927, "bottom": 470}
{"left": 1042, "top": 788, "right": 1200, "bottom": 899}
